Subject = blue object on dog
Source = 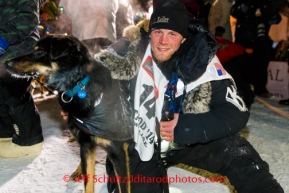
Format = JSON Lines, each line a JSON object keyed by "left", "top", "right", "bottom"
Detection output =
{"left": 65, "top": 75, "right": 90, "bottom": 98}
{"left": 78, "top": 90, "right": 87, "bottom": 99}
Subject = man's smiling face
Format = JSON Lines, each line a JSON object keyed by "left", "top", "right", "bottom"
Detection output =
{"left": 150, "top": 29, "right": 186, "bottom": 64}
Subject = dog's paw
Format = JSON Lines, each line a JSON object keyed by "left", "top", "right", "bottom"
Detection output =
{"left": 68, "top": 137, "right": 76, "bottom": 142}
{"left": 70, "top": 170, "right": 82, "bottom": 182}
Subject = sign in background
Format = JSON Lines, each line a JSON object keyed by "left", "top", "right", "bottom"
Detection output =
{"left": 266, "top": 61, "right": 289, "bottom": 99}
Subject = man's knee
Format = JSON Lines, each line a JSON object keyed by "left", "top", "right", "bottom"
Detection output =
{"left": 220, "top": 135, "right": 284, "bottom": 193}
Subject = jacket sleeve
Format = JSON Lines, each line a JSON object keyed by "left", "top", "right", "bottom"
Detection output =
{"left": 174, "top": 79, "right": 250, "bottom": 144}
{"left": 0, "top": 0, "right": 40, "bottom": 45}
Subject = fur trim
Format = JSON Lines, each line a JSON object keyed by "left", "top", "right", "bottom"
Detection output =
{"left": 122, "top": 19, "right": 150, "bottom": 43}
{"left": 95, "top": 20, "right": 150, "bottom": 80}
{"left": 94, "top": 40, "right": 142, "bottom": 80}
{"left": 122, "top": 25, "right": 141, "bottom": 43}
{"left": 182, "top": 82, "right": 211, "bottom": 113}
{"left": 136, "top": 19, "right": 150, "bottom": 32}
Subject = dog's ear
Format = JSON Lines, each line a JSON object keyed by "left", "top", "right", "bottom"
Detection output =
{"left": 35, "top": 35, "right": 54, "bottom": 54}
{"left": 49, "top": 37, "right": 71, "bottom": 60}
{"left": 49, "top": 36, "right": 91, "bottom": 65}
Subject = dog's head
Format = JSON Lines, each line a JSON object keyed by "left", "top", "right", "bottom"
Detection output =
{"left": 5, "top": 35, "right": 91, "bottom": 79}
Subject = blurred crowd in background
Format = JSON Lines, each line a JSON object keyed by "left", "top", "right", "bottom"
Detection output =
{"left": 2, "top": 0, "right": 288, "bottom": 115}
{"left": 38, "top": 0, "right": 289, "bottom": 109}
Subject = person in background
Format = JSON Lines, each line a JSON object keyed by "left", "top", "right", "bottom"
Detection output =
{"left": 153, "top": 0, "right": 200, "bottom": 19}
{"left": 93, "top": 0, "right": 284, "bottom": 192}
{"left": 214, "top": 26, "right": 255, "bottom": 110}
{"left": 41, "top": 0, "right": 59, "bottom": 21}
{"left": 198, "top": 0, "right": 212, "bottom": 28}
{"left": 39, "top": 0, "right": 72, "bottom": 38}
{"left": 231, "top": 0, "right": 282, "bottom": 98}
{"left": 208, "top": 0, "right": 233, "bottom": 41}
{"left": 59, "top": 0, "right": 134, "bottom": 55}
{"left": 0, "top": 0, "right": 45, "bottom": 157}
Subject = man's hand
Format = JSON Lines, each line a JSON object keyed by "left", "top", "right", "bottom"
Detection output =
{"left": 160, "top": 113, "right": 179, "bottom": 141}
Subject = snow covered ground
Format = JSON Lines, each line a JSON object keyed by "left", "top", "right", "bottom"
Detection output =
{"left": 0, "top": 95, "right": 288, "bottom": 193}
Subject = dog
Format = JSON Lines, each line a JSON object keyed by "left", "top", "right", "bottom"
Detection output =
{"left": 5, "top": 35, "right": 134, "bottom": 193}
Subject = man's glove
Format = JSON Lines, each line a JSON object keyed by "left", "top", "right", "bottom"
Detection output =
{"left": 0, "top": 36, "right": 9, "bottom": 56}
